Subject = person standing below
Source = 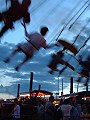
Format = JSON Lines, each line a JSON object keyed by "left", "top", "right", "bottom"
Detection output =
{"left": 45, "top": 96, "right": 56, "bottom": 120}
{"left": 73, "top": 100, "right": 83, "bottom": 120}
{"left": 60, "top": 99, "right": 72, "bottom": 120}
{"left": 12, "top": 101, "right": 20, "bottom": 120}
{"left": 37, "top": 99, "right": 45, "bottom": 120}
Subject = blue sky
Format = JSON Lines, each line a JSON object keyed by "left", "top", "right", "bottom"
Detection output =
{"left": 0, "top": 0, "right": 90, "bottom": 99}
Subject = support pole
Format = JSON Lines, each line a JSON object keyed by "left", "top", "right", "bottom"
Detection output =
{"left": 61, "top": 79, "right": 63, "bottom": 96}
{"left": 29, "top": 72, "right": 33, "bottom": 98}
{"left": 70, "top": 77, "right": 73, "bottom": 94}
{"left": 17, "top": 84, "right": 20, "bottom": 98}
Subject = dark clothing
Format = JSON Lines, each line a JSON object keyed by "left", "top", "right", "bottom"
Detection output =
{"left": 0, "top": 1, "right": 30, "bottom": 38}
{"left": 45, "top": 105, "right": 56, "bottom": 120}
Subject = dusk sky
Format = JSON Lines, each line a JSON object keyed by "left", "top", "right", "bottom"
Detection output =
{"left": 0, "top": 0, "right": 90, "bottom": 99}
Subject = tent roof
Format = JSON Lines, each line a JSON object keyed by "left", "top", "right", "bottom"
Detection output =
{"left": 59, "top": 91, "right": 90, "bottom": 98}
{"left": 31, "top": 90, "right": 53, "bottom": 96}
{"left": 20, "top": 90, "right": 53, "bottom": 96}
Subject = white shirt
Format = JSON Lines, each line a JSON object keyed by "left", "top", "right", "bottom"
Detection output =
{"left": 61, "top": 104, "right": 72, "bottom": 117}
{"left": 37, "top": 104, "right": 45, "bottom": 114}
{"left": 13, "top": 104, "right": 20, "bottom": 118}
{"left": 20, "top": 32, "right": 47, "bottom": 57}
{"left": 45, "top": 101, "right": 54, "bottom": 112}
{"left": 27, "top": 32, "right": 47, "bottom": 49}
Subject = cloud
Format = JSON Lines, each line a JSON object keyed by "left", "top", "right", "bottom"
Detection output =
{"left": 0, "top": 39, "right": 90, "bottom": 96}
{"left": 0, "top": 0, "right": 90, "bottom": 98}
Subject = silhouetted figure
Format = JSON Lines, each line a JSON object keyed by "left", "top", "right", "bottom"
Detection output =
{"left": 48, "top": 50, "right": 75, "bottom": 74}
{"left": 48, "top": 51, "right": 64, "bottom": 74}
{"left": 77, "top": 55, "right": 90, "bottom": 85}
{"left": 0, "top": 0, "right": 31, "bottom": 39}
{"left": 4, "top": 26, "right": 55, "bottom": 71}
{"left": 12, "top": 101, "right": 20, "bottom": 120}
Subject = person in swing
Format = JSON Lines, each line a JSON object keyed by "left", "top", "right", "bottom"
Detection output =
{"left": 48, "top": 50, "right": 64, "bottom": 74}
{"left": 48, "top": 50, "right": 75, "bottom": 74}
{"left": 4, "top": 23, "right": 55, "bottom": 71}
{"left": 0, "top": 0, "right": 31, "bottom": 39}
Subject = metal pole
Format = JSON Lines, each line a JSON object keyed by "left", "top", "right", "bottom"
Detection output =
{"left": 77, "top": 82, "right": 79, "bottom": 92}
{"left": 70, "top": 77, "right": 73, "bottom": 94}
{"left": 62, "top": 79, "right": 63, "bottom": 95}
{"left": 86, "top": 78, "right": 89, "bottom": 91}
{"left": 29, "top": 72, "right": 33, "bottom": 98}
{"left": 17, "top": 84, "right": 20, "bottom": 98}
{"left": 58, "top": 75, "right": 59, "bottom": 95}
{"left": 38, "top": 84, "right": 41, "bottom": 91}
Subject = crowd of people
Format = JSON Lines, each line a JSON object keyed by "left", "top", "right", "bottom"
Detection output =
{"left": 0, "top": 95, "right": 90, "bottom": 120}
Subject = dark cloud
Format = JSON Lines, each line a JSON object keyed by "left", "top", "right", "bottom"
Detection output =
{"left": 0, "top": 0, "right": 90, "bottom": 98}
{"left": 0, "top": 39, "right": 90, "bottom": 97}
